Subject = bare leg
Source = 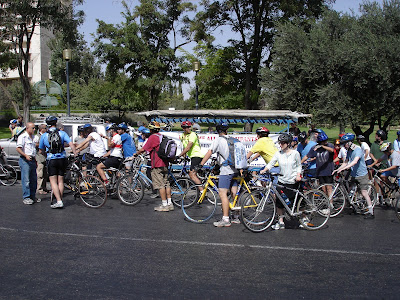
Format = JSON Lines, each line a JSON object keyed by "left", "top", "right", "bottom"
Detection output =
{"left": 49, "top": 176, "right": 62, "bottom": 202}
{"left": 218, "top": 188, "right": 230, "bottom": 217}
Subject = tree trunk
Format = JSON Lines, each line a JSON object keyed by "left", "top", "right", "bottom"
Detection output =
{"left": 0, "top": 81, "right": 21, "bottom": 116}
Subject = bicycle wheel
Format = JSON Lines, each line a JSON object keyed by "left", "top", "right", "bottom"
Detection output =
{"left": 353, "top": 184, "right": 377, "bottom": 212}
{"left": 78, "top": 175, "right": 107, "bottom": 208}
{"left": 241, "top": 188, "right": 276, "bottom": 233}
{"left": 318, "top": 184, "right": 346, "bottom": 217}
{"left": 395, "top": 197, "right": 400, "bottom": 221}
{"left": 297, "top": 189, "right": 330, "bottom": 230}
{"left": 170, "top": 176, "right": 197, "bottom": 208}
{"left": 0, "top": 164, "right": 17, "bottom": 186}
{"left": 181, "top": 185, "right": 217, "bottom": 223}
{"left": 117, "top": 174, "right": 144, "bottom": 206}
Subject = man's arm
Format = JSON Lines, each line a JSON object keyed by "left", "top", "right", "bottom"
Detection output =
{"left": 200, "top": 149, "right": 213, "bottom": 166}
{"left": 76, "top": 135, "right": 93, "bottom": 153}
{"left": 179, "top": 141, "right": 193, "bottom": 157}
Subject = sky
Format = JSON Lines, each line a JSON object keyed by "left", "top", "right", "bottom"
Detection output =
{"left": 76, "top": 0, "right": 384, "bottom": 99}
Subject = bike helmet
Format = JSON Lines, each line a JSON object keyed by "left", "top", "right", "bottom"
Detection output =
{"left": 77, "top": 125, "right": 84, "bottom": 132}
{"left": 256, "top": 127, "right": 269, "bottom": 136}
{"left": 298, "top": 131, "right": 307, "bottom": 142}
{"left": 105, "top": 123, "right": 117, "bottom": 131}
{"left": 317, "top": 130, "right": 328, "bottom": 142}
{"left": 278, "top": 133, "right": 292, "bottom": 144}
{"left": 141, "top": 128, "right": 150, "bottom": 134}
{"left": 83, "top": 123, "right": 92, "bottom": 129}
{"left": 340, "top": 133, "right": 355, "bottom": 143}
{"left": 148, "top": 121, "right": 161, "bottom": 130}
{"left": 118, "top": 122, "right": 128, "bottom": 130}
{"left": 181, "top": 121, "right": 192, "bottom": 128}
{"left": 397, "top": 130, "right": 400, "bottom": 136}
{"left": 376, "top": 129, "right": 387, "bottom": 140}
{"left": 216, "top": 122, "right": 229, "bottom": 133}
{"left": 45, "top": 116, "right": 57, "bottom": 125}
{"left": 380, "top": 142, "right": 391, "bottom": 152}
{"left": 9, "top": 119, "right": 17, "bottom": 124}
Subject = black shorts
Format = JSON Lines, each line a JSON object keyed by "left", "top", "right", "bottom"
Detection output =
{"left": 276, "top": 182, "right": 299, "bottom": 209}
{"left": 318, "top": 175, "right": 333, "bottom": 184}
{"left": 47, "top": 158, "right": 67, "bottom": 177}
{"left": 190, "top": 157, "right": 203, "bottom": 171}
{"left": 103, "top": 156, "right": 122, "bottom": 169}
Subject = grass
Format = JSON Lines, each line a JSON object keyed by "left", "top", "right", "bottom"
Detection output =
{"left": 0, "top": 127, "right": 11, "bottom": 139}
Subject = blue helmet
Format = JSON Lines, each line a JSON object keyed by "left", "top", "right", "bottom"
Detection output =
{"left": 142, "top": 128, "right": 150, "bottom": 134}
{"left": 317, "top": 130, "right": 328, "bottom": 142}
{"left": 83, "top": 123, "right": 92, "bottom": 128}
{"left": 45, "top": 116, "right": 57, "bottom": 125}
{"left": 105, "top": 123, "right": 117, "bottom": 131}
{"left": 118, "top": 122, "right": 128, "bottom": 130}
{"left": 340, "top": 133, "right": 355, "bottom": 143}
{"left": 10, "top": 119, "right": 17, "bottom": 124}
{"left": 216, "top": 122, "right": 229, "bottom": 132}
{"left": 397, "top": 130, "right": 400, "bottom": 136}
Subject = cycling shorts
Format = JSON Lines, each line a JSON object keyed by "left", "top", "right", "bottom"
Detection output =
{"left": 103, "top": 156, "right": 122, "bottom": 169}
{"left": 218, "top": 173, "right": 238, "bottom": 190}
{"left": 190, "top": 157, "right": 202, "bottom": 171}
{"left": 47, "top": 158, "right": 67, "bottom": 177}
{"left": 318, "top": 175, "right": 333, "bottom": 184}
{"left": 351, "top": 174, "right": 370, "bottom": 190}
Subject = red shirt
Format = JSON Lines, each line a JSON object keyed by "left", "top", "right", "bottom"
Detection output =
{"left": 143, "top": 133, "right": 168, "bottom": 168}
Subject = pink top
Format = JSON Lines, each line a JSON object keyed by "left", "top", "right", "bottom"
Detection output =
{"left": 142, "top": 133, "right": 168, "bottom": 168}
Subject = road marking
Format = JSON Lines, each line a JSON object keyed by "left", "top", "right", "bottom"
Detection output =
{"left": 1, "top": 226, "right": 399, "bottom": 257}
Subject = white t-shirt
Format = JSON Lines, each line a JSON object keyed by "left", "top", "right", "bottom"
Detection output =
{"left": 210, "top": 136, "right": 237, "bottom": 175}
{"left": 89, "top": 132, "right": 107, "bottom": 157}
{"left": 338, "top": 147, "right": 347, "bottom": 160}
{"left": 110, "top": 134, "right": 123, "bottom": 158}
{"left": 17, "top": 132, "right": 36, "bottom": 157}
{"left": 360, "top": 142, "right": 371, "bottom": 161}
{"left": 267, "top": 150, "right": 302, "bottom": 184}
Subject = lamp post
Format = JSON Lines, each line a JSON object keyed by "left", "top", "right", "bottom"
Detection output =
{"left": 63, "top": 49, "right": 72, "bottom": 117}
{"left": 193, "top": 61, "right": 200, "bottom": 110}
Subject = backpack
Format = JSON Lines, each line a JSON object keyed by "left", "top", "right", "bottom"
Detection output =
{"left": 157, "top": 134, "right": 177, "bottom": 161}
{"left": 48, "top": 129, "right": 64, "bottom": 154}
{"left": 220, "top": 136, "right": 248, "bottom": 169}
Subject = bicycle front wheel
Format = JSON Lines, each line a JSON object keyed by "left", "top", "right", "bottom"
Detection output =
{"left": 181, "top": 186, "right": 217, "bottom": 223}
{"left": 297, "top": 189, "right": 330, "bottom": 230}
{"left": 318, "top": 184, "right": 346, "bottom": 217}
{"left": 117, "top": 174, "right": 144, "bottom": 206}
{"left": 78, "top": 175, "right": 107, "bottom": 208}
{"left": 0, "top": 164, "right": 17, "bottom": 186}
{"left": 170, "top": 176, "right": 197, "bottom": 208}
{"left": 241, "top": 188, "right": 276, "bottom": 233}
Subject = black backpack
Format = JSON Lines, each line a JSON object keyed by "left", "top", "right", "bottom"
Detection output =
{"left": 48, "top": 129, "right": 64, "bottom": 154}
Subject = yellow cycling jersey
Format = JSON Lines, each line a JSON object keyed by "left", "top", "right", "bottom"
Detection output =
{"left": 250, "top": 136, "right": 278, "bottom": 166}
{"left": 180, "top": 131, "right": 204, "bottom": 158}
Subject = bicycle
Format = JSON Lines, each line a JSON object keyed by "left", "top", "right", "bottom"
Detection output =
{"left": 370, "top": 167, "right": 399, "bottom": 207}
{"left": 181, "top": 169, "right": 258, "bottom": 223}
{"left": 117, "top": 155, "right": 195, "bottom": 206}
{"left": 55, "top": 155, "right": 107, "bottom": 208}
{"left": 240, "top": 173, "right": 330, "bottom": 232}
{"left": 0, "top": 147, "right": 17, "bottom": 186}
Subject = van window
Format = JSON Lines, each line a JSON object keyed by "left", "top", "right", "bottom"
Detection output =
{"left": 64, "top": 125, "right": 73, "bottom": 138}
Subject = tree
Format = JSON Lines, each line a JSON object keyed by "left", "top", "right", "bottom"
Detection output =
{"left": 0, "top": 0, "right": 84, "bottom": 122}
{"left": 94, "top": 0, "right": 195, "bottom": 111}
{"left": 194, "top": 0, "right": 331, "bottom": 110}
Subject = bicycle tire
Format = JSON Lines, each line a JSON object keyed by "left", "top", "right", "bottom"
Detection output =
{"left": 117, "top": 174, "right": 144, "bottom": 206}
{"left": 297, "top": 189, "right": 330, "bottom": 230}
{"left": 170, "top": 176, "right": 197, "bottom": 208}
{"left": 353, "top": 184, "right": 377, "bottom": 212}
{"left": 0, "top": 164, "right": 17, "bottom": 186}
{"left": 241, "top": 188, "right": 276, "bottom": 233}
{"left": 395, "top": 197, "right": 400, "bottom": 221}
{"left": 318, "top": 184, "right": 346, "bottom": 217}
{"left": 78, "top": 175, "right": 107, "bottom": 208}
{"left": 181, "top": 185, "right": 217, "bottom": 223}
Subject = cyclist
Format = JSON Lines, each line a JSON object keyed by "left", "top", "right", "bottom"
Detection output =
{"left": 260, "top": 133, "right": 302, "bottom": 230}
{"left": 370, "top": 142, "right": 400, "bottom": 189}
{"left": 76, "top": 124, "right": 107, "bottom": 159}
{"left": 117, "top": 122, "right": 137, "bottom": 172}
{"left": 199, "top": 122, "right": 238, "bottom": 227}
{"left": 333, "top": 133, "right": 375, "bottom": 219}
{"left": 177, "top": 121, "right": 204, "bottom": 192}
{"left": 134, "top": 121, "right": 172, "bottom": 211}
{"left": 39, "top": 116, "right": 77, "bottom": 209}
{"left": 297, "top": 131, "right": 317, "bottom": 177}
{"left": 369, "top": 129, "right": 389, "bottom": 202}
{"left": 357, "top": 135, "right": 373, "bottom": 166}
{"left": 97, "top": 124, "right": 123, "bottom": 185}
{"left": 393, "top": 130, "right": 400, "bottom": 151}
{"left": 301, "top": 130, "right": 335, "bottom": 207}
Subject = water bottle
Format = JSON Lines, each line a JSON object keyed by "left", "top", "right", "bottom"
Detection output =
{"left": 281, "top": 190, "right": 290, "bottom": 205}
{"left": 105, "top": 171, "right": 110, "bottom": 180}
{"left": 348, "top": 186, "right": 356, "bottom": 199}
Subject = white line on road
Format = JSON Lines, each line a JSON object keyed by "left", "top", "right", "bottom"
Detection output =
{"left": 1, "top": 226, "right": 399, "bottom": 257}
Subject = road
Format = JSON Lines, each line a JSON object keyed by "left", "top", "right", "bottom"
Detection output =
{"left": 0, "top": 183, "right": 399, "bottom": 299}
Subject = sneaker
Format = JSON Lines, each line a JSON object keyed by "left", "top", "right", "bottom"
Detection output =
{"left": 271, "top": 222, "right": 285, "bottom": 230}
{"left": 213, "top": 219, "right": 231, "bottom": 227}
{"left": 35, "top": 198, "right": 41, "bottom": 203}
{"left": 154, "top": 204, "right": 169, "bottom": 212}
{"left": 364, "top": 212, "right": 375, "bottom": 219}
{"left": 23, "top": 198, "right": 34, "bottom": 205}
{"left": 50, "top": 201, "right": 64, "bottom": 209}
{"left": 150, "top": 193, "right": 159, "bottom": 199}
{"left": 299, "top": 217, "right": 312, "bottom": 228}
{"left": 167, "top": 203, "right": 174, "bottom": 211}
{"left": 231, "top": 218, "right": 241, "bottom": 224}
{"left": 320, "top": 208, "right": 330, "bottom": 216}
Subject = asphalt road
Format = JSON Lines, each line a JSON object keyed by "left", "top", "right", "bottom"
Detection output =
{"left": 1, "top": 182, "right": 399, "bottom": 299}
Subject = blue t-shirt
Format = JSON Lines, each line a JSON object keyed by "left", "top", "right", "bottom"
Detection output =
{"left": 120, "top": 133, "right": 136, "bottom": 157}
{"left": 306, "top": 143, "right": 334, "bottom": 177}
{"left": 297, "top": 141, "right": 317, "bottom": 169}
{"left": 347, "top": 146, "right": 368, "bottom": 177}
{"left": 39, "top": 128, "right": 71, "bottom": 160}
